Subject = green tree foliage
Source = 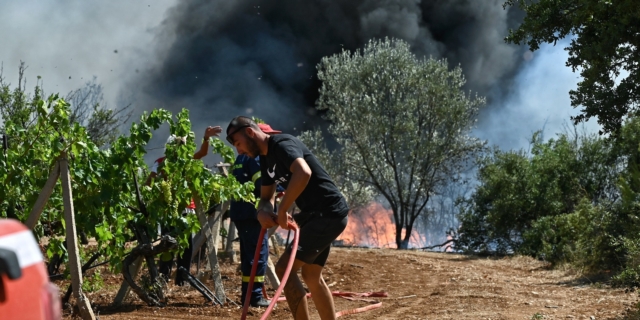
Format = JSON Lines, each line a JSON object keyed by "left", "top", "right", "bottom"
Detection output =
{"left": 317, "top": 38, "right": 485, "bottom": 249}
{"left": 458, "top": 130, "right": 621, "bottom": 256}
{"left": 65, "top": 76, "right": 133, "bottom": 148}
{"left": 297, "top": 129, "right": 374, "bottom": 211}
{"left": 522, "top": 199, "right": 620, "bottom": 272}
{"left": 608, "top": 117, "right": 640, "bottom": 286}
{"left": 1, "top": 62, "right": 131, "bottom": 148}
{"left": 0, "top": 75, "right": 252, "bottom": 272}
{"left": 504, "top": 0, "right": 640, "bottom": 134}
{"left": 0, "top": 63, "right": 42, "bottom": 132}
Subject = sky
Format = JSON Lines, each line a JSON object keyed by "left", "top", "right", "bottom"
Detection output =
{"left": 0, "top": 0, "right": 600, "bottom": 165}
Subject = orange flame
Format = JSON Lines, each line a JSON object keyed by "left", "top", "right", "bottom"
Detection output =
{"left": 275, "top": 202, "right": 451, "bottom": 249}
{"left": 336, "top": 202, "right": 427, "bottom": 248}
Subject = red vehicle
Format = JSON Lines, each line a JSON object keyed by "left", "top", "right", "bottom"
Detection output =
{"left": 0, "top": 219, "right": 61, "bottom": 320}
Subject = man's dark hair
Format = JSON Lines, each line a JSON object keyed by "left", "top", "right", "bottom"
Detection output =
{"left": 226, "top": 116, "right": 260, "bottom": 136}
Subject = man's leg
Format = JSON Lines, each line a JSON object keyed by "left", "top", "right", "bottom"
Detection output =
{"left": 275, "top": 251, "right": 309, "bottom": 320}
{"left": 283, "top": 212, "right": 347, "bottom": 319}
{"left": 158, "top": 225, "right": 173, "bottom": 282}
{"left": 236, "top": 220, "right": 250, "bottom": 302}
{"left": 255, "top": 228, "right": 269, "bottom": 304}
{"left": 237, "top": 220, "right": 268, "bottom": 305}
{"left": 158, "top": 256, "right": 173, "bottom": 282}
{"left": 175, "top": 233, "right": 193, "bottom": 286}
{"left": 301, "top": 264, "right": 336, "bottom": 320}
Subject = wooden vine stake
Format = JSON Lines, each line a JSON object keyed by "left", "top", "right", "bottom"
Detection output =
{"left": 190, "top": 162, "right": 232, "bottom": 303}
{"left": 193, "top": 196, "right": 228, "bottom": 303}
{"left": 225, "top": 220, "right": 238, "bottom": 263}
{"left": 25, "top": 153, "right": 95, "bottom": 319}
{"left": 60, "top": 153, "right": 96, "bottom": 320}
{"left": 25, "top": 161, "right": 60, "bottom": 229}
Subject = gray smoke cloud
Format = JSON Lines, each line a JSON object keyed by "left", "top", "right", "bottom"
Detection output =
{"left": 0, "top": 0, "right": 179, "bottom": 161}
{"left": 476, "top": 40, "right": 602, "bottom": 151}
{"left": 2, "top": 0, "right": 578, "bottom": 160}
{"left": 132, "top": 0, "right": 527, "bottom": 143}
{"left": 0, "top": 0, "right": 173, "bottom": 108}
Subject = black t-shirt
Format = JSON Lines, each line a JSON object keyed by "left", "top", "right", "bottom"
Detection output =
{"left": 261, "top": 134, "right": 348, "bottom": 216}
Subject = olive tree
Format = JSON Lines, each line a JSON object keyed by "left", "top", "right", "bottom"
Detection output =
{"left": 317, "top": 38, "right": 485, "bottom": 249}
{"left": 298, "top": 129, "right": 374, "bottom": 211}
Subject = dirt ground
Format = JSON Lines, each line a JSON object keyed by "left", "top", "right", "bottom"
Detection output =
{"left": 59, "top": 246, "right": 640, "bottom": 320}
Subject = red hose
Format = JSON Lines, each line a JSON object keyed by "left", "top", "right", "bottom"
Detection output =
{"left": 240, "top": 222, "right": 299, "bottom": 320}
{"left": 240, "top": 228, "right": 267, "bottom": 320}
{"left": 335, "top": 302, "right": 383, "bottom": 318}
{"left": 259, "top": 222, "right": 299, "bottom": 320}
{"left": 332, "top": 291, "right": 386, "bottom": 317}
{"left": 240, "top": 222, "right": 382, "bottom": 319}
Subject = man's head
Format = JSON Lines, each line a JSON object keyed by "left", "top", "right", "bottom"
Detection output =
{"left": 226, "top": 116, "right": 263, "bottom": 157}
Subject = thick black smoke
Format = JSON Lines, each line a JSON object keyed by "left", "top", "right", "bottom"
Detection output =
{"left": 137, "top": 0, "right": 526, "bottom": 135}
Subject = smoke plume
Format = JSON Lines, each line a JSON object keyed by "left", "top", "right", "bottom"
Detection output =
{"left": 135, "top": 0, "right": 527, "bottom": 137}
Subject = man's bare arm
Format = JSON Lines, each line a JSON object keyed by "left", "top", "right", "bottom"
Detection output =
{"left": 193, "top": 126, "right": 222, "bottom": 160}
{"left": 258, "top": 184, "right": 277, "bottom": 210}
{"left": 256, "top": 183, "right": 278, "bottom": 228}
{"left": 277, "top": 158, "right": 311, "bottom": 229}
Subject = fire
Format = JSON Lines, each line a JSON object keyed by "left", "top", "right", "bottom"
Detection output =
{"left": 336, "top": 202, "right": 427, "bottom": 248}
{"left": 275, "top": 202, "right": 444, "bottom": 249}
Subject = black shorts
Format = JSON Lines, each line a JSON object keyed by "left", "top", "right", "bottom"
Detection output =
{"left": 285, "top": 209, "right": 348, "bottom": 267}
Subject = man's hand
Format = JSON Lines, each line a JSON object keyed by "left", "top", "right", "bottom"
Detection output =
{"left": 194, "top": 126, "right": 222, "bottom": 160}
{"left": 204, "top": 126, "right": 222, "bottom": 139}
{"left": 257, "top": 209, "right": 278, "bottom": 229}
{"left": 277, "top": 209, "right": 292, "bottom": 230}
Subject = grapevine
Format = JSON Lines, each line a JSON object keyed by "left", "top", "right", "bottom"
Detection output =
{"left": 1, "top": 94, "right": 254, "bottom": 305}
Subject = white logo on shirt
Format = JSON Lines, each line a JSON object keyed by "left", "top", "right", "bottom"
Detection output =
{"left": 267, "top": 164, "right": 276, "bottom": 178}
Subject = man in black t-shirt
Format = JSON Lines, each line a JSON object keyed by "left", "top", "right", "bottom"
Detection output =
{"left": 226, "top": 116, "right": 348, "bottom": 320}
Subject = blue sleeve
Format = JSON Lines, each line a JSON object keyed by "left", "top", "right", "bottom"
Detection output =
{"left": 246, "top": 156, "right": 262, "bottom": 198}
{"left": 230, "top": 155, "right": 260, "bottom": 220}
{"left": 229, "top": 156, "right": 244, "bottom": 217}
{"left": 231, "top": 155, "right": 247, "bottom": 183}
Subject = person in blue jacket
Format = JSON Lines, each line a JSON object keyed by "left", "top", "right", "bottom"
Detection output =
{"left": 230, "top": 123, "right": 283, "bottom": 307}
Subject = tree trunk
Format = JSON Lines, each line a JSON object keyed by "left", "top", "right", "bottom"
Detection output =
{"left": 122, "top": 235, "right": 177, "bottom": 306}
{"left": 112, "top": 256, "right": 143, "bottom": 306}
{"left": 395, "top": 221, "right": 404, "bottom": 249}
{"left": 393, "top": 221, "right": 411, "bottom": 249}
{"left": 400, "top": 224, "right": 412, "bottom": 250}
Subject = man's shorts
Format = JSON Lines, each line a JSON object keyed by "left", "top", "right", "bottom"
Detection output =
{"left": 286, "top": 209, "right": 348, "bottom": 267}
